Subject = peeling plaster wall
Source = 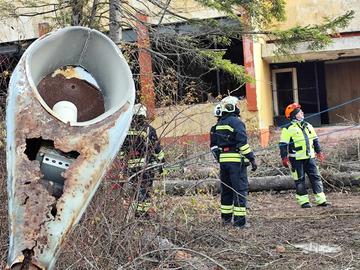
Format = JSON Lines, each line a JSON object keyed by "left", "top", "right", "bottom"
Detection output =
{"left": 253, "top": 39, "right": 273, "bottom": 129}
{"left": 130, "top": 0, "right": 226, "bottom": 25}
{"left": 275, "top": 0, "right": 360, "bottom": 31}
{"left": 0, "top": 0, "right": 226, "bottom": 43}
{"left": 153, "top": 101, "right": 258, "bottom": 142}
{"left": 0, "top": 1, "right": 54, "bottom": 43}
{"left": 0, "top": 17, "right": 42, "bottom": 43}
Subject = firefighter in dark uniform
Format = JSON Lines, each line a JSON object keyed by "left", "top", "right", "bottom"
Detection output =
{"left": 279, "top": 103, "right": 330, "bottom": 208}
{"left": 121, "top": 103, "right": 165, "bottom": 216}
{"left": 212, "top": 96, "right": 257, "bottom": 228}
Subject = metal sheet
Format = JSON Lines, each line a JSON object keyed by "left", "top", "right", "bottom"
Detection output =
{"left": 6, "top": 26, "right": 135, "bottom": 269}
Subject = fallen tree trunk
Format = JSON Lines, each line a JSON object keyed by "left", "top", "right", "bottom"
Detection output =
{"left": 154, "top": 172, "right": 360, "bottom": 195}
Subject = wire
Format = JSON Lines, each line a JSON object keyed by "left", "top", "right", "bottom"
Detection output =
{"left": 165, "top": 97, "right": 360, "bottom": 168}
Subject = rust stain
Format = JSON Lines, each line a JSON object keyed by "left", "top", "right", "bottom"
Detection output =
{"left": 10, "top": 59, "right": 130, "bottom": 267}
{"left": 37, "top": 73, "right": 105, "bottom": 122}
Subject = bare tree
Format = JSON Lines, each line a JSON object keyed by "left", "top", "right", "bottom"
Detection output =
{"left": 109, "top": 0, "right": 121, "bottom": 43}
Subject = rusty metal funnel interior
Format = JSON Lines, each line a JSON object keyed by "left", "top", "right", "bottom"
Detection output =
{"left": 25, "top": 26, "right": 133, "bottom": 126}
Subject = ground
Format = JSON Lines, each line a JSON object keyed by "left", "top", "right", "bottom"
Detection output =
{"left": 1, "top": 138, "right": 359, "bottom": 269}
{"left": 2, "top": 181, "right": 359, "bottom": 269}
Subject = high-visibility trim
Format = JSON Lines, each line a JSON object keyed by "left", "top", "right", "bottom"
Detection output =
{"left": 220, "top": 153, "right": 241, "bottom": 158}
{"left": 216, "top": 125, "right": 234, "bottom": 132}
{"left": 128, "top": 130, "right": 148, "bottom": 138}
{"left": 296, "top": 194, "right": 309, "bottom": 206}
{"left": 239, "top": 144, "right": 250, "bottom": 151}
{"left": 128, "top": 158, "right": 145, "bottom": 165}
{"left": 240, "top": 144, "right": 252, "bottom": 155}
{"left": 210, "top": 146, "right": 219, "bottom": 150}
{"left": 281, "top": 122, "right": 319, "bottom": 160}
{"left": 219, "top": 157, "right": 241, "bottom": 162}
{"left": 128, "top": 158, "right": 145, "bottom": 164}
{"left": 314, "top": 192, "right": 327, "bottom": 205}
{"left": 219, "top": 152, "right": 242, "bottom": 162}
{"left": 154, "top": 150, "right": 165, "bottom": 160}
{"left": 233, "top": 206, "right": 246, "bottom": 216}
{"left": 221, "top": 205, "right": 233, "bottom": 214}
{"left": 137, "top": 202, "right": 151, "bottom": 212}
{"left": 291, "top": 169, "right": 299, "bottom": 180}
{"left": 127, "top": 158, "right": 146, "bottom": 168}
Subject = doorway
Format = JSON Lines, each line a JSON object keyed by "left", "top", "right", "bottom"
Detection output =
{"left": 271, "top": 62, "right": 324, "bottom": 127}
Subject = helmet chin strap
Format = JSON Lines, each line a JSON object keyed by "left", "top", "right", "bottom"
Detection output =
{"left": 292, "top": 115, "right": 304, "bottom": 122}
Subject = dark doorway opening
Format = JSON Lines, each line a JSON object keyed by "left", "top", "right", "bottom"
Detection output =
{"left": 271, "top": 61, "right": 328, "bottom": 127}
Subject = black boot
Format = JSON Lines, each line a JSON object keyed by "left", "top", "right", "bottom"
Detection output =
{"left": 301, "top": 202, "right": 312, "bottom": 208}
{"left": 317, "top": 201, "right": 331, "bottom": 207}
{"left": 233, "top": 216, "right": 246, "bottom": 228}
{"left": 221, "top": 218, "right": 232, "bottom": 226}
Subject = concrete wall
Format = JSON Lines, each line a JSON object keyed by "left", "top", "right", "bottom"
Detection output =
{"left": 0, "top": 0, "right": 226, "bottom": 43}
{"left": 252, "top": 38, "right": 273, "bottom": 146}
{"left": 274, "top": 0, "right": 360, "bottom": 31}
{"left": 0, "top": 16, "right": 45, "bottom": 43}
{"left": 152, "top": 101, "right": 258, "bottom": 142}
{"left": 130, "top": 0, "right": 226, "bottom": 25}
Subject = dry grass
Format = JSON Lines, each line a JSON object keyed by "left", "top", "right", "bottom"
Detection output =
{"left": 0, "top": 112, "right": 359, "bottom": 269}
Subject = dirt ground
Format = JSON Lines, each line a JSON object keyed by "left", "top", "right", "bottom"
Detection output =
{"left": 1, "top": 183, "right": 359, "bottom": 269}
{"left": 1, "top": 136, "right": 359, "bottom": 269}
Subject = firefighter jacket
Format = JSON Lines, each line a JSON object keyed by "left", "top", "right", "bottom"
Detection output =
{"left": 120, "top": 120, "right": 164, "bottom": 169}
{"left": 214, "top": 113, "right": 255, "bottom": 163}
{"left": 279, "top": 120, "right": 321, "bottom": 160}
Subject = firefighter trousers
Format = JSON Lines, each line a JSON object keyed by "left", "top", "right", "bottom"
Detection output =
{"left": 128, "top": 168, "right": 155, "bottom": 213}
{"left": 289, "top": 157, "right": 326, "bottom": 206}
{"left": 220, "top": 162, "right": 248, "bottom": 227}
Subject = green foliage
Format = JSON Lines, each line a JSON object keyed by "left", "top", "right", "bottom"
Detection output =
{"left": 272, "top": 10, "right": 355, "bottom": 58}
{"left": 200, "top": 50, "right": 253, "bottom": 84}
{"left": 196, "top": 0, "right": 286, "bottom": 26}
{"left": 0, "top": 0, "right": 355, "bottom": 101}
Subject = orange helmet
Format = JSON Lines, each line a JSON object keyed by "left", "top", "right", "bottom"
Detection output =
{"left": 285, "top": 103, "right": 301, "bottom": 119}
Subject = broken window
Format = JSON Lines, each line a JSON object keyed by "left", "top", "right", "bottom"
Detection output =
{"left": 151, "top": 27, "right": 246, "bottom": 106}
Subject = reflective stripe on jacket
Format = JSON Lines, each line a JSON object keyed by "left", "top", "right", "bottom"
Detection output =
{"left": 279, "top": 121, "right": 320, "bottom": 160}
{"left": 120, "top": 121, "right": 164, "bottom": 168}
{"left": 214, "top": 113, "right": 254, "bottom": 163}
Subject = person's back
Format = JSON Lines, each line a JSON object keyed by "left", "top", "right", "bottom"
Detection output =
{"left": 122, "top": 117, "right": 151, "bottom": 167}
{"left": 212, "top": 96, "right": 257, "bottom": 228}
{"left": 121, "top": 103, "right": 165, "bottom": 217}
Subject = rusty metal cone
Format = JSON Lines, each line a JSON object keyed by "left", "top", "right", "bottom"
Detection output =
{"left": 6, "top": 26, "right": 135, "bottom": 269}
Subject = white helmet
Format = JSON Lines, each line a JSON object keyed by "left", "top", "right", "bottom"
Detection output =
{"left": 213, "top": 104, "right": 222, "bottom": 117}
{"left": 133, "top": 103, "right": 147, "bottom": 117}
{"left": 221, "top": 96, "right": 239, "bottom": 113}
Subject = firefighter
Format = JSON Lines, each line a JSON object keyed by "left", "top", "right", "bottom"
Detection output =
{"left": 121, "top": 103, "right": 165, "bottom": 217}
{"left": 279, "top": 103, "right": 330, "bottom": 208}
{"left": 212, "top": 96, "right": 257, "bottom": 228}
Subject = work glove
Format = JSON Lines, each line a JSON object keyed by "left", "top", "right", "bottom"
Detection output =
{"left": 211, "top": 148, "right": 221, "bottom": 162}
{"left": 250, "top": 160, "right": 258, "bottom": 172}
{"left": 316, "top": 152, "right": 325, "bottom": 162}
{"left": 282, "top": 156, "right": 289, "bottom": 168}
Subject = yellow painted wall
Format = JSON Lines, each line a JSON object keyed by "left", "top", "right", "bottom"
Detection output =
{"left": 152, "top": 101, "right": 258, "bottom": 139}
{"left": 274, "top": 0, "right": 360, "bottom": 31}
{"left": 130, "top": 0, "right": 226, "bottom": 25}
{"left": 253, "top": 39, "right": 273, "bottom": 129}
